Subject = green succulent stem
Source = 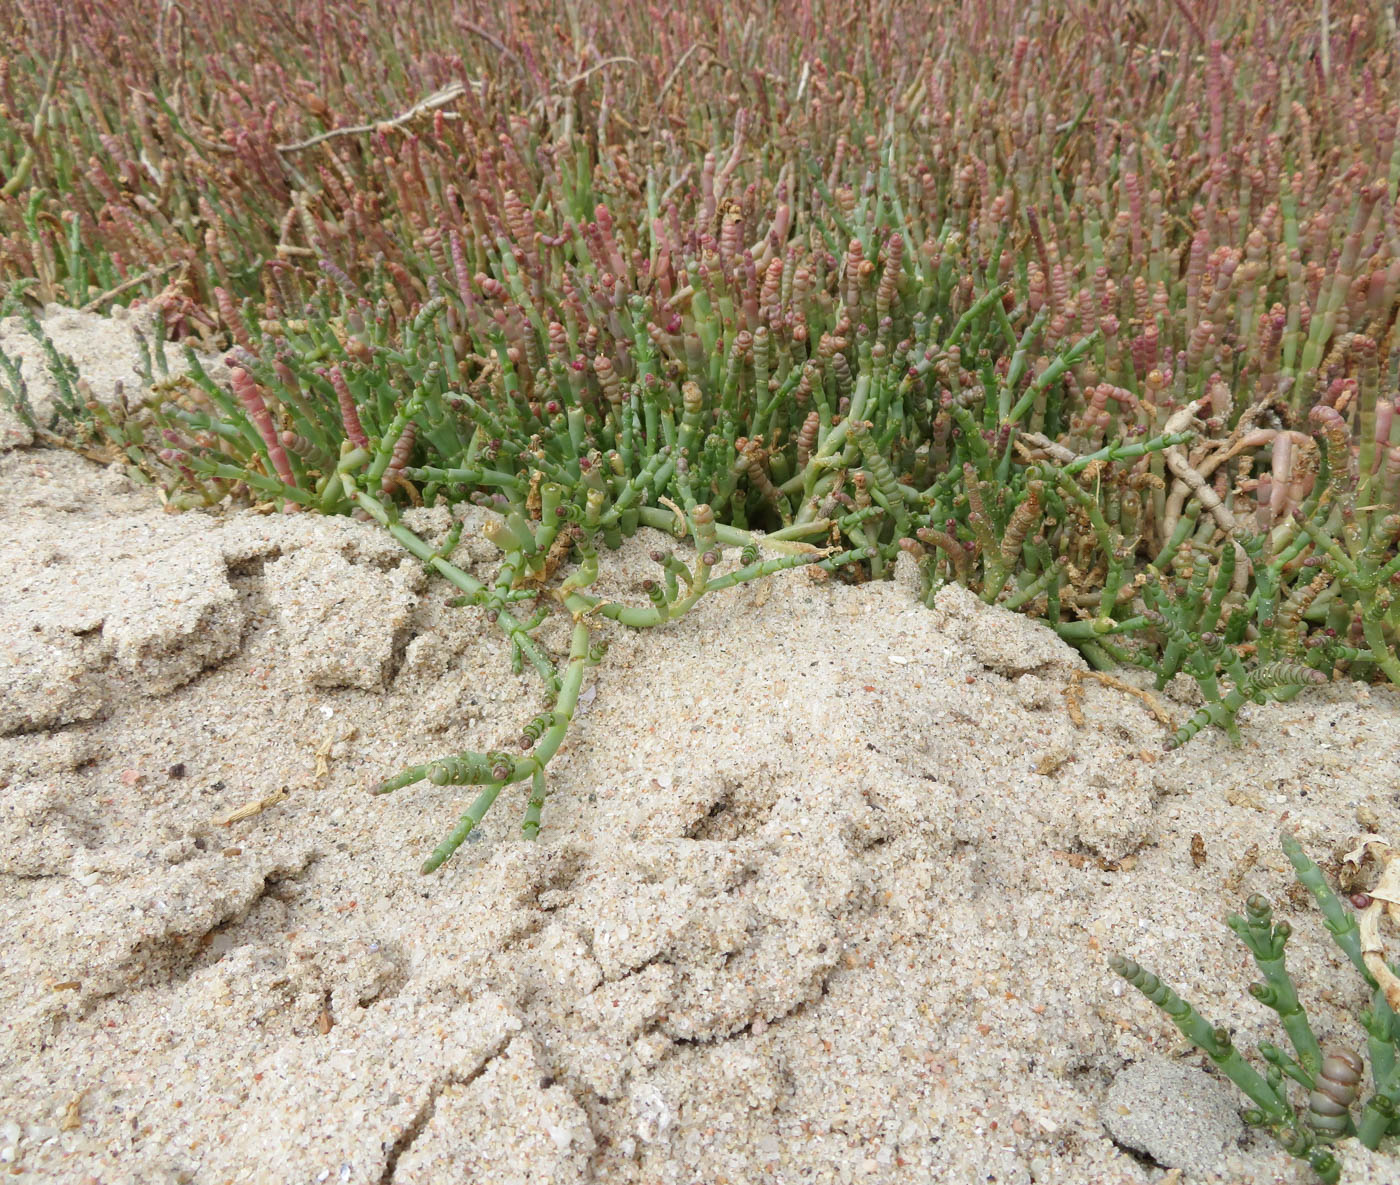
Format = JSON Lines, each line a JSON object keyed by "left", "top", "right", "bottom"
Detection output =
{"left": 1229, "top": 896, "right": 1323, "bottom": 1076}
{"left": 1109, "top": 954, "right": 1292, "bottom": 1125}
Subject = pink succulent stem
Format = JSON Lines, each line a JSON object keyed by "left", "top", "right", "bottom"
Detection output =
{"left": 230, "top": 365, "right": 298, "bottom": 490}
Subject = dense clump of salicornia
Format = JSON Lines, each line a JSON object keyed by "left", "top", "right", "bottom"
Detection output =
{"left": 2, "top": 0, "right": 1398, "bottom": 864}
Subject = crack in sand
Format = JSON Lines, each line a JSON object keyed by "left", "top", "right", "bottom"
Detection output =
{"left": 376, "top": 1031, "right": 516, "bottom": 1184}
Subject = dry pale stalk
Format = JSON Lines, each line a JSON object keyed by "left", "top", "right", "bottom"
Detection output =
{"left": 1343, "top": 836, "right": 1400, "bottom": 1011}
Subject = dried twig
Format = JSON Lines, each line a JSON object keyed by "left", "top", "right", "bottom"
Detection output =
{"left": 655, "top": 43, "right": 711, "bottom": 115}
{"left": 530, "top": 57, "right": 641, "bottom": 117}
{"left": 459, "top": 21, "right": 521, "bottom": 68}
{"left": 1161, "top": 396, "right": 1244, "bottom": 539}
{"left": 213, "top": 786, "right": 290, "bottom": 826}
{"left": 78, "top": 262, "right": 181, "bottom": 313}
{"left": 559, "top": 56, "right": 639, "bottom": 89}
{"left": 1064, "top": 669, "right": 1175, "bottom": 731}
{"left": 276, "top": 82, "right": 468, "bottom": 153}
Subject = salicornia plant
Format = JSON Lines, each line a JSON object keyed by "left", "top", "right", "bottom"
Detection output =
{"left": 1, "top": 1, "right": 1397, "bottom": 865}
{"left": 1112, "top": 835, "right": 1400, "bottom": 1183}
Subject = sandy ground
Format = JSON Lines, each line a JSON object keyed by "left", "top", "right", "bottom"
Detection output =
{"left": 2, "top": 306, "right": 1399, "bottom": 1184}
